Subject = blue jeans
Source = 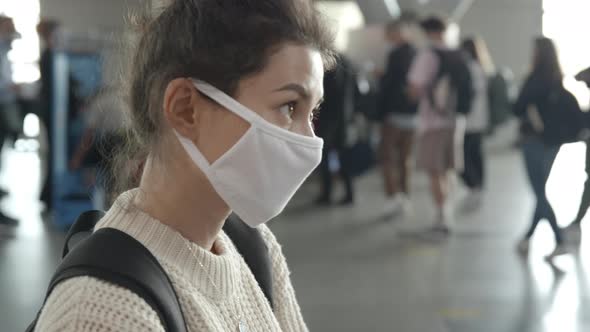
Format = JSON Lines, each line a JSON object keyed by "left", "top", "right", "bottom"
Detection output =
{"left": 521, "top": 139, "right": 563, "bottom": 244}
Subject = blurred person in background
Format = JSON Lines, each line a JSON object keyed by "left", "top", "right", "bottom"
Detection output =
{"left": 0, "top": 15, "right": 20, "bottom": 226}
{"left": 37, "top": 19, "right": 60, "bottom": 211}
{"left": 377, "top": 19, "right": 418, "bottom": 218}
{"left": 315, "top": 54, "right": 356, "bottom": 206}
{"left": 458, "top": 37, "right": 491, "bottom": 211}
{"left": 563, "top": 66, "right": 590, "bottom": 240}
{"left": 407, "top": 16, "right": 472, "bottom": 236}
{"left": 513, "top": 37, "right": 582, "bottom": 259}
{"left": 69, "top": 86, "right": 127, "bottom": 206}
{"left": 487, "top": 69, "right": 514, "bottom": 136}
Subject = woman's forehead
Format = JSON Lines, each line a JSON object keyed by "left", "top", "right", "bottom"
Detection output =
{"left": 253, "top": 45, "right": 324, "bottom": 94}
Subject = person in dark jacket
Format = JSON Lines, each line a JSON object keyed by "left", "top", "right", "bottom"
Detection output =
{"left": 563, "top": 67, "right": 590, "bottom": 239}
{"left": 315, "top": 54, "right": 356, "bottom": 205}
{"left": 37, "top": 20, "right": 59, "bottom": 211}
{"left": 513, "top": 37, "right": 569, "bottom": 258}
{"left": 0, "top": 16, "right": 20, "bottom": 226}
{"left": 377, "top": 19, "right": 417, "bottom": 217}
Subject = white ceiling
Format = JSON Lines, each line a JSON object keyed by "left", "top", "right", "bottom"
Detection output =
{"left": 317, "top": 0, "right": 465, "bottom": 24}
{"left": 321, "top": 0, "right": 540, "bottom": 24}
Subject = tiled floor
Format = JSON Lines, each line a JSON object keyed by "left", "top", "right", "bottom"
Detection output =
{"left": 2, "top": 141, "right": 590, "bottom": 332}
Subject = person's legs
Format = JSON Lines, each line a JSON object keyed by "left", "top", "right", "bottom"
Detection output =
{"left": 472, "top": 133, "right": 485, "bottom": 190}
{"left": 565, "top": 141, "right": 590, "bottom": 240}
{"left": 572, "top": 140, "right": 590, "bottom": 225}
{"left": 40, "top": 112, "right": 53, "bottom": 210}
{"left": 541, "top": 146, "right": 563, "bottom": 245}
{"left": 380, "top": 123, "right": 398, "bottom": 198}
{"left": 522, "top": 140, "right": 545, "bottom": 239}
{"left": 398, "top": 128, "right": 415, "bottom": 195}
{"left": 521, "top": 140, "right": 562, "bottom": 244}
{"left": 461, "top": 132, "right": 485, "bottom": 189}
{"left": 460, "top": 133, "right": 477, "bottom": 189}
{"left": 430, "top": 171, "right": 449, "bottom": 214}
{"left": 424, "top": 169, "right": 452, "bottom": 238}
{"left": 460, "top": 133, "right": 485, "bottom": 211}
{"left": 414, "top": 128, "right": 454, "bottom": 236}
{"left": 338, "top": 149, "right": 355, "bottom": 205}
{"left": 381, "top": 124, "right": 413, "bottom": 215}
{"left": 429, "top": 128, "right": 454, "bottom": 228}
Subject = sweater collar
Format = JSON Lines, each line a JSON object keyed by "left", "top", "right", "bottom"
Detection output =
{"left": 95, "top": 189, "right": 242, "bottom": 301}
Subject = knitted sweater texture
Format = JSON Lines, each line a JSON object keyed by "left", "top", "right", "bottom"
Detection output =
{"left": 35, "top": 190, "right": 308, "bottom": 332}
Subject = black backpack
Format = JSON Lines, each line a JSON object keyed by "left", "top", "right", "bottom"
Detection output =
{"left": 428, "top": 48, "right": 474, "bottom": 116}
{"left": 534, "top": 86, "right": 586, "bottom": 145}
{"left": 487, "top": 71, "right": 512, "bottom": 131}
{"left": 26, "top": 211, "right": 273, "bottom": 332}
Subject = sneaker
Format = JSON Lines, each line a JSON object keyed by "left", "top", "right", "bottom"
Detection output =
{"left": 517, "top": 238, "right": 530, "bottom": 254}
{"left": 545, "top": 244, "right": 569, "bottom": 260}
{"left": 383, "top": 194, "right": 408, "bottom": 218}
{"left": 314, "top": 195, "right": 331, "bottom": 206}
{"left": 437, "top": 203, "right": 454, "bottom": 226}
{"left": 400, "top": 197, "right": 413, "bottom": 218}
{"left": 432, "top": 223, "right": 451, "bottom": 235}
{"left": 416, "top": 223, "right": 452, "bottom": 241}
{"left": 563, "top": 223, "right": 581, "bottom": 243}
{"left": 338, "top": 196, "right": 355, "bottom": 206}
{"left": 461, "top": 190, "right": 483, "bottom": 213}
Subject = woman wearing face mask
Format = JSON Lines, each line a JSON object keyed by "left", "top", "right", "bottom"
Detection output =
{"left": 34, "top": 1, "right": 334, "bottom": 331}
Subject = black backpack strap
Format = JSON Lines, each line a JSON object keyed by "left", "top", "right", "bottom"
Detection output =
{"left": 428, "top": 48, "right": 474, "bottom": 115}
{"left": 426, "top": 48, "right": 450, "bottom": 115}
{"left": 29, "top": 228, "right": 187, "bottom": 332}
{"left": 62, "top": 210, "right": 105, "bottom": 257}
{"left": 27, "top": 211, "right": 273, "bottom": 332}
{"left": 223, "top": 215, "right": 274, "bottom": 309}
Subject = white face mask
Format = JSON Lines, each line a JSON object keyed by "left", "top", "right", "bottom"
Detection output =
{"left": 174, "top": 79, "right": 324, "bottom": 227}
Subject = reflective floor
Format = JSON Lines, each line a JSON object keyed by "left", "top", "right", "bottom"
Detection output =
{"left": 1, "top": 140, "right": 590, "bottom": 332}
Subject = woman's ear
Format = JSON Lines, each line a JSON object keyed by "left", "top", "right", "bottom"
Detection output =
{"left": 163, "top": 78, "right": 203, "bottom": 140}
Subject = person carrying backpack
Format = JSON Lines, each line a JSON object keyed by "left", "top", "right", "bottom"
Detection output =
{"left": 30, "top": 1, "right": 335, "bottom": 331}
{"left": 407, "top": 16, "right": 473, "bottom": 236}
{"left": 377, "top": 19, "right": 418, "bottom": 218}
{"left": 513, "top": 37, "right": 584, "bottom": 259}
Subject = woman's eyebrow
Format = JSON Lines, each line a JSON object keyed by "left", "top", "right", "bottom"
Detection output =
{"left": 274, "top": 83, "right": 311, "bottom": 100}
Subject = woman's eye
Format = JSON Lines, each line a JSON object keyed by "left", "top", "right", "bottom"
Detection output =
{"left": 279, "top": 103, "right": 296, "bottom": 119}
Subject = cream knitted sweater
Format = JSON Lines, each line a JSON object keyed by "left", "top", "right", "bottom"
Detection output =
{"left": 35, "top": 190, "right": 309, "bottom": 331}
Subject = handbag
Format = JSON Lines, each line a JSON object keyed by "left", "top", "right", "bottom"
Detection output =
{"left": 340, "top": 113, "right": 376, "bottom": 177}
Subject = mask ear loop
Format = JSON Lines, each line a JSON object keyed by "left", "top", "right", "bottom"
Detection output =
{"left": 174, "top": 131, "right": 214, "bottom": 176}
{"left": 174, "top": 82, "right": 257, "bottom": 173}
{"left": 191, "top": 79, "right": 324, "bottom": 148}
{"left": 191, "top": 79, "right": 258, "bottom": 123}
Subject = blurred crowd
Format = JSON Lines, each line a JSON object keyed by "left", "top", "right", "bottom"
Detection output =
{"left": 313, "top": 15, "right": 590, "bottom": 260}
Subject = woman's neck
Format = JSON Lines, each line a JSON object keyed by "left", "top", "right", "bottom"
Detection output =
{"left": 134, "top": 156, "right": 231, "bottom": 252}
